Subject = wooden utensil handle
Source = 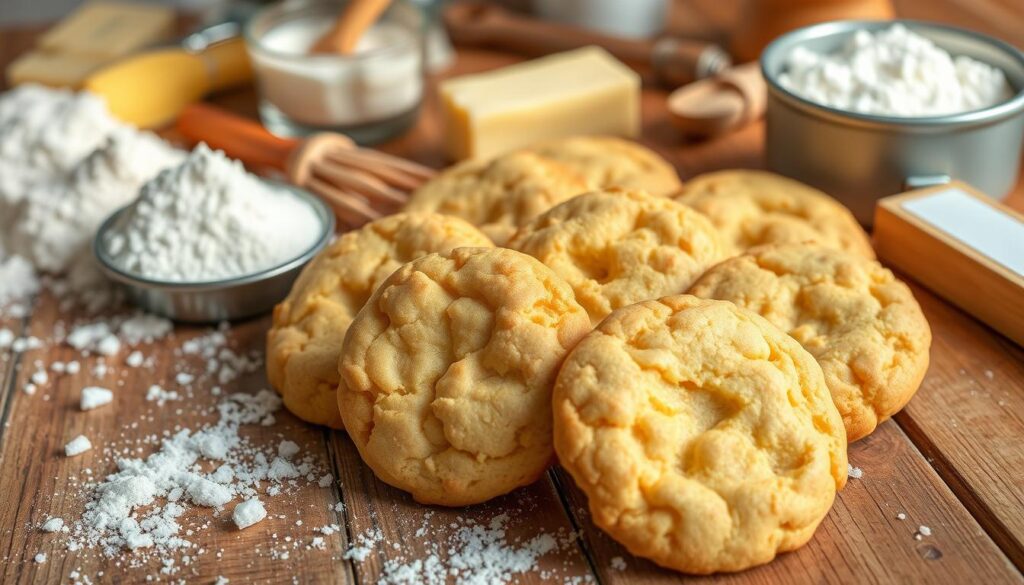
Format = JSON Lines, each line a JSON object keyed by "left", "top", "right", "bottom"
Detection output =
{"left": 444, "top": 3, "right": 653, "bottom": 66}
{"left": 176, "top": 103, "right": 298, "bottom": 172}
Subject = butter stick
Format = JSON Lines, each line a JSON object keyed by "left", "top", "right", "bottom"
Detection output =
{"left": 874, "top": 181, "right": 1024, "bottom": 347}
{"left": 440, "top": 46, "right": 640, "bottom": 161}
{"left": 38, "top": 1, "right": 175, "bottom": 59}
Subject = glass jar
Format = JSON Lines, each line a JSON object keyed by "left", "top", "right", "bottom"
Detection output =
{"left": 245, "top": 0, "right": 426, "bottom": 144}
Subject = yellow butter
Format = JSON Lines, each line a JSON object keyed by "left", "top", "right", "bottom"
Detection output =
{"left": 440, "top": 46, "right": 640, "bottom": 161}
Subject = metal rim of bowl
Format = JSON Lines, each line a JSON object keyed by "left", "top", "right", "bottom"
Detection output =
{"left": 760, "top": 19, "right": 1024, "bottom": 130}
{"left": 93, "top": 182, "right": 336, "bottom": 293}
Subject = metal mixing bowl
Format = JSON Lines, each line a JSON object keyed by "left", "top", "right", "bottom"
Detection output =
{"left": 95, "top": 183, "right": 335, "bottom": 323}
{"left": 761, "top": 20, "right": 1024, "bottom": 226}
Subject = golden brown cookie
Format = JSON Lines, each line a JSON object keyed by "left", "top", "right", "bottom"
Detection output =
{"left": 528, "top": 136, "right": 682, "bottom": 197}
{"left": 403, "top": 151, "right": 589, "bottom": 245}
{"left": 554, "top": 295, "right": 847, "bottom": 574}
{"left": 340, "top": 247, "right": 591, "bottom": 505}
{"left": 688, "top": 243, "right": 931, "bottom": 442}
{"left": 266, "top": 213, "right": 492, "bottom": 428}
{"left": 508, "top": 188, "right": 724, "bottom": 325}
{"left": 674, "top": 170, "right": 874, "bottom": 258}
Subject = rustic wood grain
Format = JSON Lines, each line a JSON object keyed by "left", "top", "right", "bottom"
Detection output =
{"left": 1, "top": 0, "right": 1024, "bottom": 582}
{"left": 896, "top": 283, "right": 1024, "bottom": 569}
{"left": 0, "top": 298, "right": 349, "bottom": 583}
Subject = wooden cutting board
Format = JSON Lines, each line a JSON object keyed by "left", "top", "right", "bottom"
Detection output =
{"left": 1, "top": 1, "right": 1023, "bottom": 583}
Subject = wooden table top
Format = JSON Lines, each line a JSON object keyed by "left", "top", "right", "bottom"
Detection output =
{"left": 2, "top": 3, "right": 1024, "bottom": 584}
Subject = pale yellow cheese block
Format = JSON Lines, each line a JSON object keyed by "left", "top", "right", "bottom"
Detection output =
{"left": 38, "top": 1, "right": 175, "bottom": 59}
{"left": 440, "top": 46, "right": 640, "bottom": 161}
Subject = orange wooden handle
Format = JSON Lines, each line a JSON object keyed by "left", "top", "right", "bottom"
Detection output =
{"left": 176, "top": 103, "right": 298, "bottom": 172}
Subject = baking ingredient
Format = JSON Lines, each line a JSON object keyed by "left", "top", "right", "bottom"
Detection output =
{"left": 233, "top": 498, "right": 267, "bottom": 529}
{"left": 5, "top": 128, "right": 184, "bottom": 273}
{"left": 779, "top": 24, "right": 1012, "bottom": 116}
{"left": 0, "top": 84, "right": 183, "bottom": 314}
{"left": 102, "top": 144, "right": 322, "bottom": 282}
{"left": 64, "top": 389, "right": 324, "bottom": 557}
{"left": 65, "top": 435, "right": 93, "bottom": 456}
{"left": 8, "top": 2, "right": 174, "bottom": 87}
{"left": 440, "top": 46, "right": 640, "bottom": 160}
{"left": 80, "top": 387, "right": 114, "bottom": 410}
{"left": 0, "top": 255, "right": 40, "bottom": 306}
{"left": 0, "top": 85, "right": 119, "bottom": 203}
{"left": 41, "top": 518, "right": 65, "bottom": 533}
{"left": 38, "top": 1, "right": 175, "bottom": 59}
{"left": 251, "top": 16, "right": 422, "bottom": 127}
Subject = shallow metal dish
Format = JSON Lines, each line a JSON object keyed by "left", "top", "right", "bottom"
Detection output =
{"left": 94, "top": 182, "right": 334, "bottom": 323}
{"left": 761, "top": 19, "right": 1024, "bottom": 226}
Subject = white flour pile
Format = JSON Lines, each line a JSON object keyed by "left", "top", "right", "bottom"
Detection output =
{"left": 102, "top": 144, "right": 322, "bottom": 282}
{"left": 779, "top": 24, "right": 1013, "bottom": 116}
{"left": 0, "top": 84, "right": 183, "bottom": 312}
{"left": 6, "top": 129, "right": 184, "bottom": 273}
{"left": 0, "top": 255, "right": 40, "bottom": 307}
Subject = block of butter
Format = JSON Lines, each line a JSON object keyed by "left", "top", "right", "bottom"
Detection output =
{"left": 440, "top": 46, "right": 640, "bottom": 161}
{"left": 39, "top": 1, "right": 175, "bottom": 59}
{"left": 874, "top": 181, "right": 1024, "bottom": 346}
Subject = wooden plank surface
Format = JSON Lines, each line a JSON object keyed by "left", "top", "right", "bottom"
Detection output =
{"left": 1, "top": 1, "right": 1024, "bottom": 583}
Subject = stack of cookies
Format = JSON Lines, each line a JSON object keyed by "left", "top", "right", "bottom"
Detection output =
{"left": 266, "top": 137, "right": 932, "bottom": 575}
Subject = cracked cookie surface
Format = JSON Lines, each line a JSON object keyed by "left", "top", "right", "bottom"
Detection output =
{"left": 508, "top": 188, "right": 724, "bottom": 325}
{"left": 403, "top": 151, "right": 590, "bottom": 245}
{"left": 554, "top": 295, "right": 847, "bottom": 574}
{"left": 688, "top": 244, "right": 931, "bottom": 442}
{"left": 340, "top": 247, "right": 591, "bottom": 505}
{"left": 266, "top": 213, "right": 492, "bottom": 428}
{"left": 528, "top": 136, "right": 682, "bottom": 197}
{"left": 674, "top": 170, "right": 874, "bottom": 259}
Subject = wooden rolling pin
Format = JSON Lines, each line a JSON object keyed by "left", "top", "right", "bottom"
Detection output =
{"left": 443, "top": 2, "right": 731, "bottom": 87}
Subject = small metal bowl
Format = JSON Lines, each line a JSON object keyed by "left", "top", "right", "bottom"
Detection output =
{"left": 761, "top": 20, "right": 1024, "bottom": 226}
{"left": 95, "top": 183, "right": 335, "bottom": 323}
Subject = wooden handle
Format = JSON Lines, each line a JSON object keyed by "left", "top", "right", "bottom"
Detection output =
{"left": 444, "top": 2, "right": 654, "bottom": 66}
{"left": 312, "top": 0, "right": 393, "bottom": 55}
{"left": 176, "top": 103, "right": 298, "bottom": 172}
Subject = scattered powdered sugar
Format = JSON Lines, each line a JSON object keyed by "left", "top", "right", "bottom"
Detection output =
{"left": 610, "top": 556, "right": 627, "bottom": 571}
{"left": 80, "top": 387, "right": 114, "bottom": 411}
{"left": 41, "top": 517, "right": 66, "bottom": 533}
{"left": 915, "top": 525, "right": 933, "bottom": 540}
{"left": 233, "top": 498, "right": 268, "bottom": 530}
{"left": 847, "top": 464, "right": 864, "bottom": 479}
{"left": 371, "top": 513, "right": 587, "bottom": 585}
{"left": 65, "top": 435, "right": 93, "bottom": 456}
{"left": 34, "top": 552, "right": 47, "bottom": 564}
{"left": 101, "top": 143, "right": 322, "bottom": 282}
{"left": 61, "top": 389, "right": 326, "bottom": 562}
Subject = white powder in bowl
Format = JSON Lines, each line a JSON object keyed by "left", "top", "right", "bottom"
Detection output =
{"left": 102, "top": 144, "right": 323, "bottom": 282}
{"left": 779, "top": 24, "right": 1013, "bottom": 117}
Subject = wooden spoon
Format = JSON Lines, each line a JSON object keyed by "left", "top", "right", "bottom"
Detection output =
{"left": 311, "top": 0, "right": 392, "bottom": 55}
{"left": 667, "top": 62, "right": 767, "bottom": 138}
